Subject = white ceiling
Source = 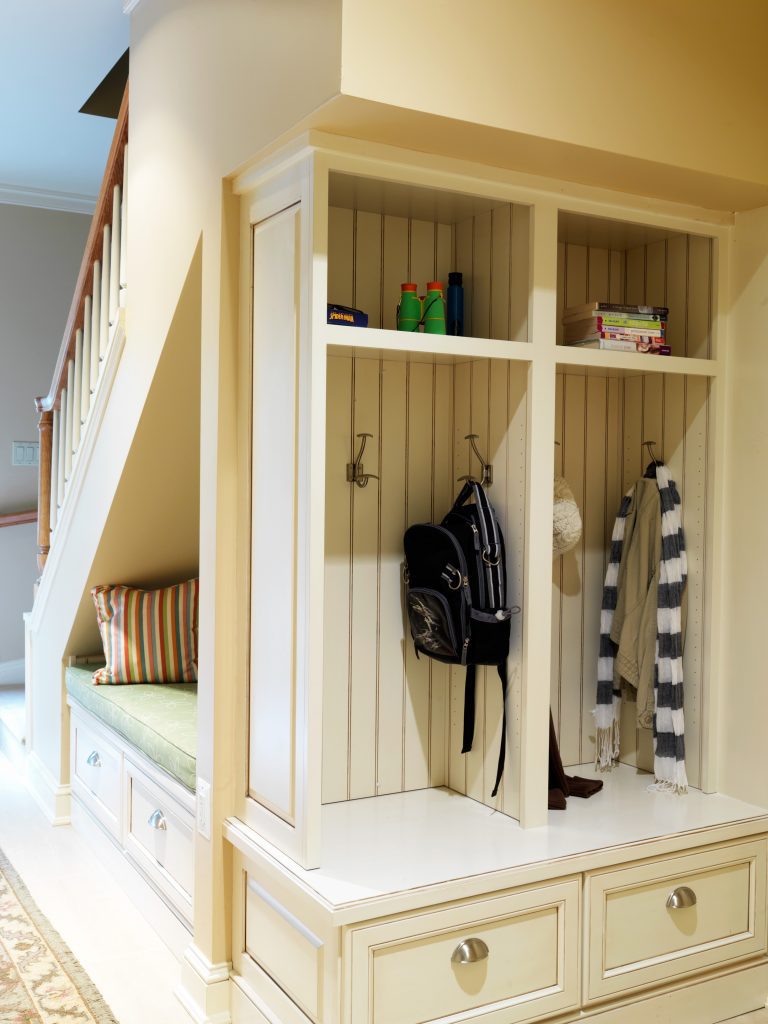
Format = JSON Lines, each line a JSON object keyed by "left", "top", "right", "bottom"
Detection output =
{"left": 0, "top": 1, "right": 128, "bottom": 213}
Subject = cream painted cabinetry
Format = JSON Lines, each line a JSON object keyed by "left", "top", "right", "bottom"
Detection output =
{"left": 226, "top": 134, "right": 768, "bottom": 1024}
{"left": 68, "top": 701, "right": 195, "bottom": 928}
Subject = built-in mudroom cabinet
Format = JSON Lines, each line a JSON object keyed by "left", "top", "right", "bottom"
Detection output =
{"left": 223, "top": 135, "right": 768, "bottom": 1024}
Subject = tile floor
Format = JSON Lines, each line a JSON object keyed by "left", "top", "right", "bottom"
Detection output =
{"left": 0, "top": 750, "right": 189, "bottom": 1024}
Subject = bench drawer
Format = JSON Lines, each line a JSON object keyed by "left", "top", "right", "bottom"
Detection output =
{"left": 71, "top": 713, "right": 122, "bottom": 839}
{"left": 347, "top": 879, "right": 580, "bottom": 1024}
{"left": 125, "top": 763, "right": 194, "bottom": 923}
{"left": 585, "top": 838, "right": 768, "bottom": 1001}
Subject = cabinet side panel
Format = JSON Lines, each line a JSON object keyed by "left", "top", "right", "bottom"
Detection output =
{"left": 249, "top": 205, "right": 301, "bottom": 821}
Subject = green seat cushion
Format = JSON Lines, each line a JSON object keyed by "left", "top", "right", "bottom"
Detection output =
{"left": 66, "top": 666, "right": 197, "bottom": 791}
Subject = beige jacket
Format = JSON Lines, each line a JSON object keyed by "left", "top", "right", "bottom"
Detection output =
{"left": 610, "top": 478, "right": 686, "bottom": 729}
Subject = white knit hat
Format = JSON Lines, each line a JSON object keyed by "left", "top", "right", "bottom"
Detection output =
{"left": 553, "top": 476, "right": 582, "bottom": 558}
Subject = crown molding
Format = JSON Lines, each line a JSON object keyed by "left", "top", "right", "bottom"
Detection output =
{"left": 0, "top": 183, "right": 96, "bottom": 216}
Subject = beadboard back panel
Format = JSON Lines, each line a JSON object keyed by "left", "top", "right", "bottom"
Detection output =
{"left": 556, "top": 234, "right": 714, "bottom": 359}
{"left": 327, "top": 204, "right": 529, "bottom": 341}
{"left": 323, "top": 354, "right": 527, "bottom": 819}
{"left": 551, "top": 370, "right": 711, "bottom": 787}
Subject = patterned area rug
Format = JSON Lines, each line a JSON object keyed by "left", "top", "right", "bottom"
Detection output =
{"left": 0, "top": 847, "right": 117, "bottom": 1022}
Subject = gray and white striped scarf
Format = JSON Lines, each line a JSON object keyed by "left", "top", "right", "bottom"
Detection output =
{"left": 594, "top": 462, "right": 688, "bottom": 793}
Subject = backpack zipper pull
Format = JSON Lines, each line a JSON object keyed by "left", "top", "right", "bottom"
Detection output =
{"left": 462, "top": 637, "right": 470, "bottom": 664}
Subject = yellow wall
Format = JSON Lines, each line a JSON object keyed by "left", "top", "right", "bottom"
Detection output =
{"left": 720, "top": 204, "right": 768, "bottom": 807}
{"left": 340, "top": 0, "right": 768, "bottom": 198}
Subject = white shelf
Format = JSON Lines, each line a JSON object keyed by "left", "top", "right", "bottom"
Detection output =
{"left": 556, "top": 345, "right": 718, "bottom": 378}
{"left": 227, "top": 765, "right": 767, "bottom": 916}
{"left": 322, "top": 323, "right": 532, "bottom": 364}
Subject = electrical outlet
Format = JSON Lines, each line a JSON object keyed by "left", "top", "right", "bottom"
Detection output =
{"left": 11, "top": 442, "right": 39, "bottom": 467}
{"left": 196, "top": 778, "right": 211, "bottom": 839}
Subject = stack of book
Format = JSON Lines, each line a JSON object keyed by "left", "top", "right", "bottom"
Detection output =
{"left": 562, "top": 302, "right": 670, "bottom": 355}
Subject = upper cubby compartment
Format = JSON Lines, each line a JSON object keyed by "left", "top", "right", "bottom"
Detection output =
{"left": 556, "top": 210, "right": 717, "bottom": 370}
{"left": 325, "top": 171, "right": 531, "bottom": 358}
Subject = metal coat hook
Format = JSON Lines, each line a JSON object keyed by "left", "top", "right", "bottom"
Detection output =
{"left": 457, "top": 434, "right": 493, "bottom": 487}
{"left": 642, "top": 439, "right": 662, "bottom": 465}
{"left": 347, "top": 433, "right": 379, "bottom": 488}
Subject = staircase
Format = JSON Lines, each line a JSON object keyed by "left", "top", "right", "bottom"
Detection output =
{"left": 35, "top": 87, "right": 129, "bottom": 575}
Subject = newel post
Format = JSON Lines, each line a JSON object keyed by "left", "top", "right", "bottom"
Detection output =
{"left": 36, "top": 406, "right": 53, "bottom": 573}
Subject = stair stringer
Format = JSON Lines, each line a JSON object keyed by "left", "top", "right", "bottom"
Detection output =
{"left": 26, "top": 244, "right": 202, "bottom": 820}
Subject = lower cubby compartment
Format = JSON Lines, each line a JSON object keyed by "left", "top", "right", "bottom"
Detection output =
{"left": 228, "top": 787, "right": 768, "bottom": 1024}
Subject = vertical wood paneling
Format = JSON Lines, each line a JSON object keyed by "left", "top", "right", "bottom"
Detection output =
{"left": 449, "top": 362, "right": 471, "bottom": 794}
{"left": 587, "top": 248, "right": 609, "bottom": 303}
{"left": 665, "top": 235, "right": 688, "bottom": 357}
{"left": 510, "top": 205, "right": 530, "bottom": 342}
{"left": 491, "top": 209, "right": 511, "bottom": 341}
{"left": 502, "top": 363, "right": 527, "bottom": 818}
{"left": 565, "top": 245, "right": 588, "bottom": 308}
{"left": 580, "top": 377, "right": 609, "bottom": 765}
{"left": 551, "top": 374, "right": 564, "bottom": 733}
{"left": 355, "top": 212, "right": 383, "bottom": 328}
{"left": 410, "top": 220, "right": 436, "bottom": 290}
{"left": 377, "top": 359, "right": 408, "bottom": 795}
{"left": 625, "top": 246, "right": 645, "bottom": 305}
{"left": 382, "top": 216, "right": 409, "bottom": 330}
{"left": 403, "top": 362, "right": 436, "bottom": 792}
{"left": 687, "top": 236, "right": 713, "bottom": 360}
{"left": 558, "top": 375, "right": 586, "bottom": 765}
{"left": 322, "top": 357, "right": 353, "bottom": 803}
{"left": 430, "top": 364, "right": 453, "bottom": 787}
{"left": 472, "top": 213, "right": 492, "bottom": 341}
{"left": 327, "top": 207, "right": 354, "bottom": 308}
{"left": 454, "top": 218, "right": 474, "bottom": 336}
{"left": 556, "top": 244, "right": 566, "bottom": 345}
{"left": 348, "top": 359, "right": 381, "bottom": 799}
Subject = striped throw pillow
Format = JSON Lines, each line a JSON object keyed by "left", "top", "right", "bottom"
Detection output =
{"left": 91, "top": 579, "right": 199, "bottom": 684}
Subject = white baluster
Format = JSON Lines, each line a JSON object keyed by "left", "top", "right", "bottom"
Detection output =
{"left": 81, "top": 296, "right": 91, "bottom": 425}
{"left": 64, "top": 360, "right": 74, "bottom": 482}
{"left": 119, "top": 148, "right": 127, "bottom": 305}
{"left": 50, "top": 409, "right": 59, "bottom": 533}
{"left": 72, "top": 330, "right": 83, "bottom": 454}
{"left": 90, "top": 262, "right": 101, "bottom": 393}
{"left": 57, "top": 390, "right": 66, "bottom": 508}
{"left": 109, "top": 184, "right": 121, "bottom": 325}
{"left": 100, "top": 225, "right": 111, "bottom": 359}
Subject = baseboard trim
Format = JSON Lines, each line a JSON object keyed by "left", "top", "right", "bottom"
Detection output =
{"left": 176, "top": 944, "right": 232, "bottom": 1024}
{"left": 26, "top": 751, "right": 71, "bottom": 825}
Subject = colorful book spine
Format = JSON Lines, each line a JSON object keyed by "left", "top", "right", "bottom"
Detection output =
{"left": 597, "top": 315, "right": 666, "bottom": 329}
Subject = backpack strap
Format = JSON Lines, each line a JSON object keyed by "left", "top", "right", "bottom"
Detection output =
{"left": 452, "top": 480, "right": 504, "bottom": 608}
{"left": 461, "top": 660, "right": 508, "bottom": 799}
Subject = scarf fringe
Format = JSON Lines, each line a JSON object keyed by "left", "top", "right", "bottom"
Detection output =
{"left": 595, "top": 722, "right": 620, "bottom": 770}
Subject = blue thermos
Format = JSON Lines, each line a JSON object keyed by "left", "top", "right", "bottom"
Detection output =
{"left": 447, "top": 271, "right": 464, "bottom": 336}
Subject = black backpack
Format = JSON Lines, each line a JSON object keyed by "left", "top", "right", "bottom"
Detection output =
{"left": 403, "top": 480, "right": 515, "bottom": 797}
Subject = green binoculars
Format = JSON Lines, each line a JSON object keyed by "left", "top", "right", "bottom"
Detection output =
{"left": 396, "top": 282, "right": 446, "bottom": 334}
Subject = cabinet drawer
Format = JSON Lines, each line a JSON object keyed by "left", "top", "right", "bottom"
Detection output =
{"left": 71, "top": 714, "right": 122, "bottom": 838}
{"left": 347, "top": 879, "right": 580, "bottom": 1024}
{"left": 125, "top": 764, "right": 194, "bottom": 922}
{"left": 586, "top": 838, "right": 768, "bottom": 1001}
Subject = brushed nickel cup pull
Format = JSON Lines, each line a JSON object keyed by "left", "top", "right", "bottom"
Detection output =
{"left": 666, "top": 885, "right": 697, "bottom": 909}
{"left": 451, "top": 937, "right": 489, "bottom": 965}
{"left": 148, "top": 809, "right": 167, "bottom": 831}
{"left": 86, "top": 751, "right": 102, "bottom": 768}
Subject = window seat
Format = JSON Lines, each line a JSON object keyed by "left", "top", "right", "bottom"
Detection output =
{"left": 65, "top": 666, "right": 197, "bottom": 792}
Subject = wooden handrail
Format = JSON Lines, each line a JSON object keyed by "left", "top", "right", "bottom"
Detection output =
{"left": 0, "top": 510, "right": 37, "bottom": 529}
{"left": 36, "top": 84, "right": 129, "bottom": 415}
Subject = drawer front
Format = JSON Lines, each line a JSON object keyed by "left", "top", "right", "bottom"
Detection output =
{"left": 586, "top": 838, "right": 768, "bottom": 1001}
{"left": 348, "top": 879, "right": 580, "bottom": 1024}
{"left": 72, "top": 714, "right": 123, "bottom": 838}
{"left": 125, "top": 766, "right": 194, "bottom": 920}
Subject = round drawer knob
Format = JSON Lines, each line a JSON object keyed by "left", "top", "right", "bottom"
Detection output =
{"left": 148, "top": 809, "right": 167, "bottom": 831}
{"left": 451, "top": 937, "right": 489, "bottom": 965}
{"left": 86, "top": 751, "right": 102, "bottom": 768}
{"left": 666, "top": 885, "right": 697, "bottom": 910}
